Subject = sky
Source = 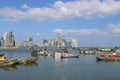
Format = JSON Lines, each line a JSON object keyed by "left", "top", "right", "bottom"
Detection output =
{"left": 0, "top": 0, "right": 120, "bottom": 47}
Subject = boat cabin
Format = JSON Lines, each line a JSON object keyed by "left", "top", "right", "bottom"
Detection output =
{"left": 0, "top": 54, "right": 6, "bottom": 60}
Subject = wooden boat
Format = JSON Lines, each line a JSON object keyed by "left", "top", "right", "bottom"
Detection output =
{"left": 37, "top": 49, "right": 49, "bottom": 56}
{"left": 38, "top": 51, "right": 49, "bottom": 56}
{"left": 0, "top": 59, "right": 16, "bottom": 67}
{"left": 96, "top": 53, "right": 120, "bottom": 61}
{"left": 61, "top": 53, "right": 79, "bottom": 58}
{"left": 16, "top": 57, "right": 38, "bottom": 64}
{"left": 0, "top": 54, "right": 6, "bottom": 60}
{"left": 53, "top": 48, "right": 80, "bottom": 58}
{"left": 0, "top": 54, "right": 16, "bottom": 67}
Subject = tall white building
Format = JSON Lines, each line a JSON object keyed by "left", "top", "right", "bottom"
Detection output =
{"left": 3, "top": 32, "right": 15, "bottom": 47}
{"left": 69, "top": 38, "right": 78, "bottom": 47}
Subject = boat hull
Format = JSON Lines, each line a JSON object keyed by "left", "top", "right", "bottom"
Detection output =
{"left": 61, "top": 54, "right": 79, "bottom": 58}
{"left": 96, "top": 54, "right": 120, "bottom": 61}
{"left": 16, "top": 57, "right": 38, "bottom": 64}
{"left": 0, "top": 60, "right": 15, "bottom": 67}
{"left": 61, "top": 56, "right": 79, "bottom": 58}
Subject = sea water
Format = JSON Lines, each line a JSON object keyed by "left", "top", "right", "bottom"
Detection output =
{"left": 0, "top": 48, "right": 120, "bottom": 80}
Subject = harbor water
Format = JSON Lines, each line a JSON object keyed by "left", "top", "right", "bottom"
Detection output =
{"left": 0, "top": 48, "right": 120, "bottom": 80}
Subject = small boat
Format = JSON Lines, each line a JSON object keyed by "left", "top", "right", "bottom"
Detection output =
{"left": 0, "top": 60, "right": 15, "bottom": 67}
{"left": 0, "top": 54, "right": 16, "bottom": 67}
{"left": 16, "top": 57, "right": 38, "bottom": 64}
{"left": 61, "top": 53, "right": 79, "bottom": 58}
{"left": 37, "top": 49, "right": 49, "bottom": 56}
{"left": 96, "top": 53, "right": 120, "bottom": 61}
{"left": 53, "top": 48, "right": 79, "bottom": 58}
{"left": 38, "top": 50, "right": 49, "bottom": 56}
{"left": 51, "top": 52, "right": 61, "bottom": 58}
{"left": 0, "top": 54, "right": 6, "bottom": 60}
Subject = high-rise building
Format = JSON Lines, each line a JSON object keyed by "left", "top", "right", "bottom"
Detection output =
{"left": 55, "top": 33, "right": 66, "bottom": 47}
{"left": 28, "top": 36, "right": 33, "bottom": 42}
{"left": 28, "top": 36, "right": 33, "bottom": 47}
{"left": 1, "top": 37, "right": 4, "bottom": 47}
{"left": 69, "top": 38, "right": 78, "bottom": 47}
{"left": 3, "top": 31, "right": 15, "bottom": 47}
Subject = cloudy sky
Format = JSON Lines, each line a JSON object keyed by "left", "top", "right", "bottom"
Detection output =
{"left": 0, "top": 0, "right": 120, "bottom": 47}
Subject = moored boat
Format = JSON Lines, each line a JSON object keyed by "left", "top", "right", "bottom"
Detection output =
{"left": 0, "top": 54, "right": 6, "bottom": 60}
{"left": 61, "top": 53, "right": 79, "bottom": 58}
{"left": 38, "top": 50, "right": 49, "bottom": 56}
{"left": 0, "top": 60, "right": 15, "bottom": 67}
{"left": 53, "top": 48, "right": 80, "bottom": 58}
{"left": 96, "top": 53, "right": 120, "bottom": 61}
{"left": 16, "top": 57, "right": 38, "bottom": 64}
{"left": 0, "top": 54, "right": 16, "bottom": 67}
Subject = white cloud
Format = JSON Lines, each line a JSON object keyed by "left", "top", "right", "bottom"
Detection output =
{"left": 21, "top": 4, "right": 30, "bottom": 9}
{"left": 0, "top": 0, "right": 120, "bottom": 22}
{"left": 53, "top": 28, "right": 106, "bottom": 36}
{"left": 53, "top": 23, "right": 120, "bottom": 37}
{"left": 0, "top": 7, "right": 27, "bottom": 22}
{"left": 107, "top": 24, "right": 120, "bottom": 34}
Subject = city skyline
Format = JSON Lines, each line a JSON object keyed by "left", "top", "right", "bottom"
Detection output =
{"left": 0, "top": 31, "right": 78, "bottom": 47}
{"left": 0, "top": 0, "right": 120, "bottom": 46}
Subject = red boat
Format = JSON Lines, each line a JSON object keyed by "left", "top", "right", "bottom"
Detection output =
{"left": 96, "top": 53, "right": 120, "bottom": 61}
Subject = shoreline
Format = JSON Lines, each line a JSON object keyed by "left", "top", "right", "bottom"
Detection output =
{"left": 0, "top": 47, "right": 20, "bottom": 50}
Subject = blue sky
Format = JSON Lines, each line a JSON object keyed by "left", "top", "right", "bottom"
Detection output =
{"left": 0, "top": 0, "right": 120, "bottom": 47}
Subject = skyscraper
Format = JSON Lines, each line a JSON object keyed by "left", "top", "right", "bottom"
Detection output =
{"left": 28, "top": 36, "right": 33, "bottom": 46}
{"left": 69, "top": 38, "right": 78, "bottom": 47}
{"left": 56, "top": 33, "right": 66, "bottom": 47}
{"left": 0, "top": 37, "right": 4, "bottom": 47}
{"left": 3, "top": 31, "right": 15, "bottom": 47}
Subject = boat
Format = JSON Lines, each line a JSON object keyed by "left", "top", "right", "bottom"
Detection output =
{"left": 38, "top": 50, "right": 49, "bottom": 56}
{"left": 0, "top": 54, "right": 6, "bottom": 60}
{"left": 31, "top": 49, "right": 49, "bottom": 56}
{"left": 53, "top": 48, "right": 80, "bottom": 58}
{"left": 0, "top": 54, "right": 16, "bottom": 67}
{"left": 37, "top": 49, "right": 49, "bottom": 56}
{"left": 16, "top": 57, "right": 38, "bottom": 64}
{"left": 31, "top": 50, "right": 38, "bottom": 57}
{"left": 96, "top": 53, "right": 120, "bottom": 61}
{"left": 0, "top": 60, "right": 15, "bottom": 67}
{"left": 61, "top": 53, "right": 79, "bottom": 58}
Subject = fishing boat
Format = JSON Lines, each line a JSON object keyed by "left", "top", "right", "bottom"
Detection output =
{"left": 0, "top": 60, "right": 15, "bottom": 67}
{"left": 0, "top": 54, "right": 6, "bottom": 60}
{"left": 0, "top": 54, "right": 16, "bottom": 67}
{"left": 61, "top": 53, "right": 79, "bottom": 58}
{"left": 53, "top": 48, "right": 79, "bottom": 58}
{"left": 16, "top": 57, "right": 38, "bottom": 64}
{"left": 38, "top": 49, "right": 49, "bottom": 56}
{"left": 96, "top": 53, "right": 120, "bottom": 61}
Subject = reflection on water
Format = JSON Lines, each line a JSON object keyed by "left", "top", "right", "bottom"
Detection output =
{"left": 0, "top": 63, "right": 38, "bottom": 71}
{"left": 17, "top": 63, "right": 38, "bottom": 67}
{"left": 0, "top": 66, "right": 17, "bottom": 71}
{"left": 96, "top": 59, "right": 120, "bottom": 63}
